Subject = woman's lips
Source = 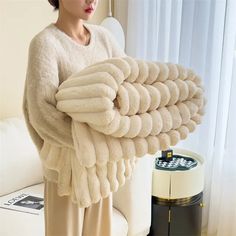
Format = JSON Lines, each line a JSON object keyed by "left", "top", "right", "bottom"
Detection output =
{"left": 85, "top": 8, "right": 93, "bottom": 14}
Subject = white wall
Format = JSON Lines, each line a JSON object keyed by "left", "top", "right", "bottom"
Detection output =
{"left": 0, "top": 0, "right": 112, "bottom": 119}
{"left": 114, "top": 0, "right": 128, "bottom": 38}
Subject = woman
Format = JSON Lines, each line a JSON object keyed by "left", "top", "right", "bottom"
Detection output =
{"left": 22, "top": 0, "right": 126, "bottom": 235}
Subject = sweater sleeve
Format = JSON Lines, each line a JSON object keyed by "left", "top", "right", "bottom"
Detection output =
{"left": 25, "top": 36, "right": 74, "bottom": 149}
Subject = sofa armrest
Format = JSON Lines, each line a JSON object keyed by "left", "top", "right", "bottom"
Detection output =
{"left": 0, "top": 117, "right": 43, "bottom": 196}
{"left": 112, "top": 154, "right": 155, "bottom": 236}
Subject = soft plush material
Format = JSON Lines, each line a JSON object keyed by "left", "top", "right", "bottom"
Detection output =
{"left": 22, "top": 22, "right": 205, "bottom": 208}
{"left": 42, "top": 56, "right": 206, "bottom": 207}
{"left": 22, "top": 22, "right": 130, "bottom": 207}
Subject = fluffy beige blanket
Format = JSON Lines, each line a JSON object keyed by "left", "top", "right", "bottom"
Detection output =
{"left": 52, "top": 56, "right": 205, "bottom": 207}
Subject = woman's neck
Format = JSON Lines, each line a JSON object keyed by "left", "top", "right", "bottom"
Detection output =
{"left": 54, "top": 17, "right": 90, "bottom": 45}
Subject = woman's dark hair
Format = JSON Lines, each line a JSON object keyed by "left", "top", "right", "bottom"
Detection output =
{"left": 48, "top": 0, "right": 59, "bottom": 11}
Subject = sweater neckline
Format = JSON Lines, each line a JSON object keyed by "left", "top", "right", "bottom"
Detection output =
{"left": 49, "top": 22, "right": 95, "bottom": 49}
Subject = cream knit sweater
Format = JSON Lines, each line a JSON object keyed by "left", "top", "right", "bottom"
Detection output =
{"left": 22, "top": 22, "right": 205, "bottom": 208}
{"left": 22, "top": 22, "right": 128, "bottom": 203}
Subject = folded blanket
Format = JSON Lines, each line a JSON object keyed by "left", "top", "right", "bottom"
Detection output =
{"left": 52, "top": 56, "right": 205, "bottom": 207}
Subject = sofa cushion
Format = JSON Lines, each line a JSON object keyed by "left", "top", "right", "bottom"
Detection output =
{"left": 0, "top": 183, "right": 44, "bottom": 236}
{"left": 0, "top": 183, "right": 128, "bottom": 236}
{"left": 113, "top": 206, "right": 129, "bottom": 236}
{"left": 0, "top": 117, "right": 43, "bottom": 196}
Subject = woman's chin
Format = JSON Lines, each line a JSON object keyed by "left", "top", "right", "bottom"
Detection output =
{"left": 78, "top": 13, "right": 94, "bottom": 21}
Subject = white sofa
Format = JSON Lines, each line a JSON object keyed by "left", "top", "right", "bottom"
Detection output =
{"left": 0, "top": 117, "right": 155, "bottom": 236}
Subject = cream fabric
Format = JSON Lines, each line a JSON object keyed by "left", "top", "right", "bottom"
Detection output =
{"left": 22, "top": 22, "right": 205, "bottom": 208}
{"left": 22, "top": 22, "right": 127, "bottom": 207}
{"left": 47, "top": 56, "right": 205, "bottom": 207}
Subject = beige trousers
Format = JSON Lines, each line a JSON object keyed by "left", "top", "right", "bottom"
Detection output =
{"left": 43, "top": 177, "right": 113, "bottom": 236}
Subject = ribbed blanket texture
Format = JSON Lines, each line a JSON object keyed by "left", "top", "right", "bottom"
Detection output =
{"left": 41, "top": 56, "right": 206, "bottom": 207}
